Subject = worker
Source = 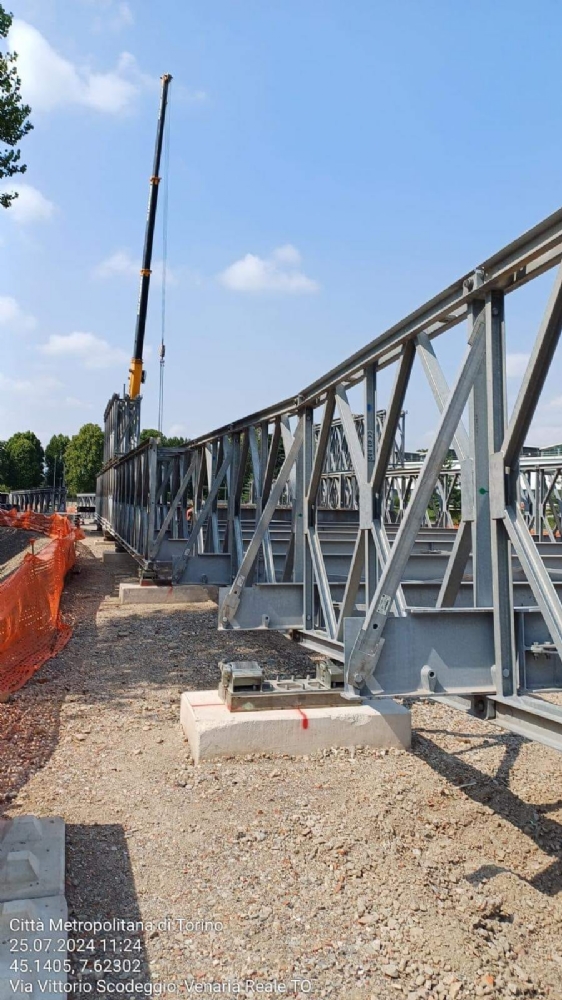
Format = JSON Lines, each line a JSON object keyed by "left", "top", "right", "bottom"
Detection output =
{"left": 186, "top": 501, "right": 194, "bottom": 533}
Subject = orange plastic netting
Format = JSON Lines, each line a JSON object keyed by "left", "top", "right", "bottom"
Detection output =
{"left": 0, "top": 510, "right": 85, "bottom": 695}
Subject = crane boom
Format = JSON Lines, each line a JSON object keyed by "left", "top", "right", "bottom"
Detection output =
{"left": 128, "top": 72, "right": 172, "bottom": 399}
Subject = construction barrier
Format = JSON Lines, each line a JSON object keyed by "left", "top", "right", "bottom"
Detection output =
{"left": 0, "top": 510, "right": 84, "bottom": 696}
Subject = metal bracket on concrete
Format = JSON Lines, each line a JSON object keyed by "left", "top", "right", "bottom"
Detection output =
{"left": 217, "top": 660, "right": 361, "bottom": 712}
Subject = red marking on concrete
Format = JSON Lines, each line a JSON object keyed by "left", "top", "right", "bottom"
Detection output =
{"left": 296, "top": 707, "right": 309, "bottom": 730}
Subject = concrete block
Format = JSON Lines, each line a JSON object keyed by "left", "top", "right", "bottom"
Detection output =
{"left": 0, "top": 895, "right": 67, "bottom": 996}
{"left": 180, "top": 689, "right": 411, "bottom": 763}
{"left": 120, "top": 582, "right": 218, "bottom": 606}
{"left": 0, "top": 817, "right": 64, "bottom": 902}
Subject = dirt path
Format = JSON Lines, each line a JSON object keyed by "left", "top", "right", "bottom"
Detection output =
{"left": 2, "top": 528, "right": 562, "bottom": 999}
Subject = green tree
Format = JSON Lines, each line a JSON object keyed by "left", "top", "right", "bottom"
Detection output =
{"left": 139, "top": 428, "right": 161, "bottom": 445}
{"left": 165, "top": 435, "right": 190, "bottom": 447}
{"left": 5, "top": 430, "right": 43, "bottom": 488}
{"left": 45, "top": 433, "right": 70, "bottom": 488}
{"left": 0, "top": 6, "right": 33, "bottom": 209}
{"left": 0, "top": 439, "right": 10, "bottom": 489}
{"left": 139, "top": 428, "right": 190, "bottom": 447}
{"left": 65, "top": 423, "right": 104, "bottom": 494}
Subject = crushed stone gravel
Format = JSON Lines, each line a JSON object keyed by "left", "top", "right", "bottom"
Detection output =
{"left": 1, "top": 526, "right": 562, "bottom": 999}
{"left": 0, "top": 525, "right": 49, "bottom": 581}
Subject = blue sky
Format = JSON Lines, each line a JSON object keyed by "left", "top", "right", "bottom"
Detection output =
{"left": 1, "top": 0, "right": 562, "bottom": 449}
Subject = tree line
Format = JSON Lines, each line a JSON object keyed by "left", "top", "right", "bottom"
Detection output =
{"left": 0, "top": 424, "right": 105, "bottom": 495}
{"left": 0, "top": 426, "right": 191, "bottom": 496}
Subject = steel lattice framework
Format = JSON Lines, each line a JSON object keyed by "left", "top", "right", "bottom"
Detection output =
{"left": 97, "top": 206, "right": 562, "bottom": 751}
{"left": 8, "top": 487, "right": 67, "bottom": 513}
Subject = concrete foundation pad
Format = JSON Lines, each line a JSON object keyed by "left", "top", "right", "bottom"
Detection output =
{"left": 0, "top": 895, "right": 68, "bottom": 995}
{"left": 180, "top": 689, "right": 411, "bottom": 763}
{"left": 120, "top": 583, "right": 218, "bottom": 606}
{"left": 0, "top": 816, "right": 65, "bottom": 903}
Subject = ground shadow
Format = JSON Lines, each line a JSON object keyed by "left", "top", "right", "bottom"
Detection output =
{"left": 66, "top": 822, "right": 151, "bottom": 988}
{"left": 414, "top": 731, "right": 562, "bottom": 895}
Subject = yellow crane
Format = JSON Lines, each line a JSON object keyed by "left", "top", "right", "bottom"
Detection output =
{"left": 128, "top": 73, "right": 172, "bottom": 399}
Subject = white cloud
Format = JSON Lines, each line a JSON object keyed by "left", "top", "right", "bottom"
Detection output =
{"left": 272, "top": 244, "right": 302, "bottom": 265}
{"left": 82, "top": 0, "right": 134, "bottom": 31}
{"left": 219, "top": 245, "right": 319, "bottom": 294}
{"left": 547, "top": 395, "right": 562, "bottom": 409}
{"left": 64, "top": 396, "right": 93, "bottom": 408}
{"left": 40, "top": 332, "right": 129, "bottom": 369}
{"left": 167, "top": 423, "right": 189, "bottom": 438}
{"left": 93, "top": 249, "right": 177, "bottom": 285}
{"left": 8, "top": 20, "right": 151, "bottom": 114}
{"left": 101, "top": 2, "right": 134, "bottom": 31}
{"left": 0, "top": 183, "right": 55, "bottom": 224}
{"left": 527, "top": 423, "right": 562, "bottom": 448}
{"left": 112, "top": 2, "right": 134, "bottom": 29}
{"left": 0, "top": 296, "right": 36, "bottom": 330}
{"left": 506, "top": 352, "right": 530, "bottom": 378}
{"left": 93, "top": 249, "right": 138, "bottom": 278}
{"left": 0, "top": 372, "right": 62, "bottom": 395}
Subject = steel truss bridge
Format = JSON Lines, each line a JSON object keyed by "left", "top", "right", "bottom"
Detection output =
{"left": 97, "top": 206, "right": 562, "bottom": 751}
{"left": 7, "top": 487, "right": 67, "bottom": 513}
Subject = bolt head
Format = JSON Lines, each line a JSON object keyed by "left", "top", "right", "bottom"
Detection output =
{"left": 353, "top": 672, "right": 364, "bottom": 686}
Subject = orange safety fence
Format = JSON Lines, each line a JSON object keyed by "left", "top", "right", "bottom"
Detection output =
{"left": 0, "top": 509, "right": 85, "bottom": 696}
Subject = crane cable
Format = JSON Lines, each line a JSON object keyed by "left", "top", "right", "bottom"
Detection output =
{"left": 158, "top": 85, "right": 172, "bottom": 435}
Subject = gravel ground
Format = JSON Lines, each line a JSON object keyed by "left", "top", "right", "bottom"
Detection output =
{"left": 0, "top": 525, "right": 49, "bottom": 581}
{"left": 2, "top": 527, "right": 562, "bottom": 999}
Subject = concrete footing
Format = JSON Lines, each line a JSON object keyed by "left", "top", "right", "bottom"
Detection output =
{"left": 1, "top": 896, "right": 68, "bottom": 995}
{"left": 0, "top": 817, "right": 67, "bottom": 995}
{"left": 120, "top": 582, "right": 218, "bottom": 606}
{"left": 0, "top": 816, "right": 65, "bottom": 902}
{"left": 180, "top": 689, "right": 411, "bottom": 763}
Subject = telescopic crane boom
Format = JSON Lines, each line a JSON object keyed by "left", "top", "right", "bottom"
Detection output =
{"left": 128, "top": 72, "right": 172, "bottom": 399}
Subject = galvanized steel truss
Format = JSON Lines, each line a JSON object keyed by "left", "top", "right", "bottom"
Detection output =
{"left": 97, "top": 206, "right": 562, "bottom": 751}
{"left": 8, "top": 487, "right": 67, "bottom": 513}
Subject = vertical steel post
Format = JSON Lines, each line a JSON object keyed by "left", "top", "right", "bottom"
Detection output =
{"left": 364, "top": 364, "right": 379, "bottom": 604}
{"left": 256, "top": 420, "right": 268, "bottom": 582}
{"left": 146, "top": 438, "right": 158, "bottom": 561}
{"left": 486, "top": 290, "right": 516, "bottom": 697}
{"left": 534, "top": 470, "right": 543, "bottom": 539}
{"left": 302, "top": 407, "right": 315, "bottom": 631}
{"left": 293, "top": 442, "right": 305, "bottom": 584}
{"left": 224, "top": 433, "right": 240, "bottom": 576}
{"left": 469, "top": 299, "right": 493, "bottom": 606}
